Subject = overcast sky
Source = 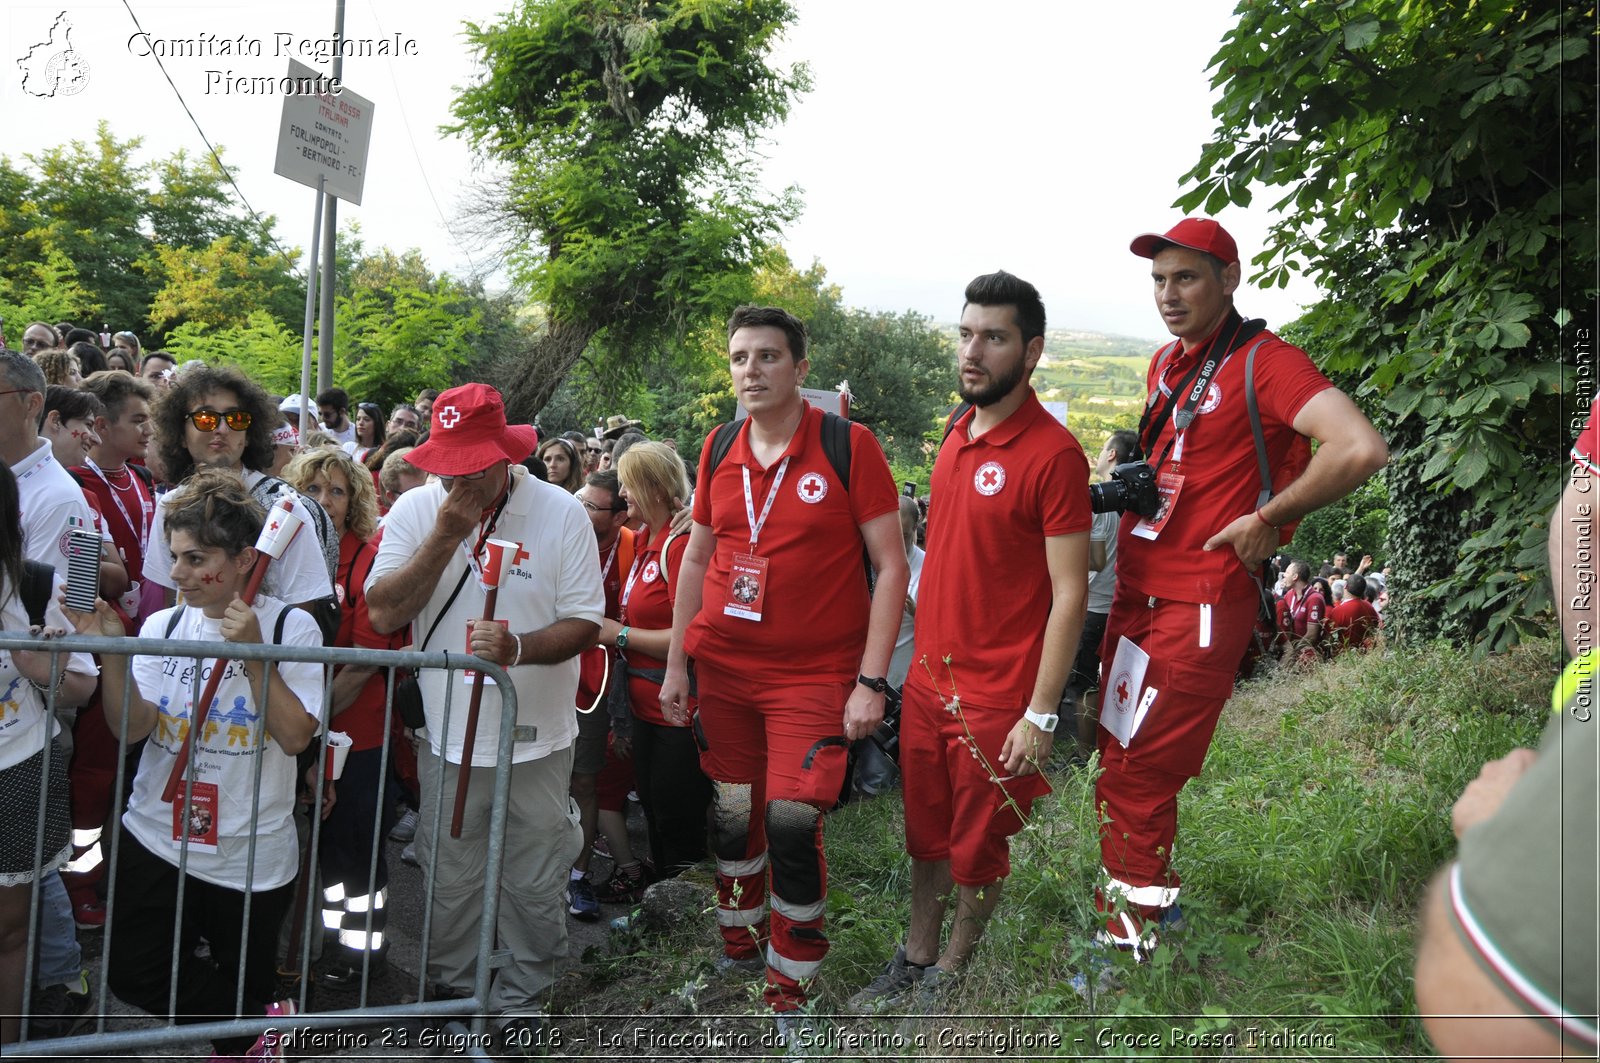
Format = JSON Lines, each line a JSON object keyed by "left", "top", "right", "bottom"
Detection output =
{"left": 4, "top": 0, "right": 1318, "bottom": 343}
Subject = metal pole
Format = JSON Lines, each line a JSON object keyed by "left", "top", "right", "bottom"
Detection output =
{"left": 299, "top": 178, "right": 324, "bottom": 441}
{"left": 315, "top": 0, "right": 346, "bottom": 397}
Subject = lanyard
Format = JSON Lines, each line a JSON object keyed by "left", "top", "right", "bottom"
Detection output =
{"left": 599, "top": 535, "right": 620, "bottom": 584}
{"left": 459, "top": 479, "right": 513, "bottom": 584}
{"left": 741, "top": 457, "right": 790, "bottom": 551}
{"left": 86, "top": 458, "right": 153, "bottom": 553}
{"left": 620, "top": 545, "right": 648, "bottom": 620}
{"left": 1138, "top": 313, "right": 1250, "bottom": 473}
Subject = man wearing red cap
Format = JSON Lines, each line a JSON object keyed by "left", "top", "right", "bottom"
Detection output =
{"left": 1087, "top": 219, "right": 1387, "bottom": 972}
{"left": 366, "top": 383, "right": 604, "bottom": 1048}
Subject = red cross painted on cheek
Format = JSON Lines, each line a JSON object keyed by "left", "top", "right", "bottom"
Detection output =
{"left": 200, "top": 574, "right": 219, "bottom": 584}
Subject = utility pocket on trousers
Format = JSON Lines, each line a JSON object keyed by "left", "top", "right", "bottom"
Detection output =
{"left": 792, "top": 736, "right": 849, "bottom": 808}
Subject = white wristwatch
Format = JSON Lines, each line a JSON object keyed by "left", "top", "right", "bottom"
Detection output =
{"left": 1023, "top": 708, "right": 1059, "bottom": 732}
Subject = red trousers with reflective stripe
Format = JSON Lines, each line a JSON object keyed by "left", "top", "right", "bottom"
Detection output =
{"left": 695, "top": 659, "right": 849, "bottom": 1010}
{"left": 1093, "top": 591, "right": 1255, "bottom": 936}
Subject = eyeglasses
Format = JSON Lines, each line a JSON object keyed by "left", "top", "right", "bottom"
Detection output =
{"left": 437, "top": 468, "right": 490, "bottom": 485}
{"left": 0, "top": 387, "right": 38, "bottom": 398}
{"left": 584, "top": 446, "right": 602, "bottom": 455}
{"left": 187, "top": 408, "right": 252, "bottom": 432}
{"left": 579, "top": 497, "right": 626, "bottom": 514}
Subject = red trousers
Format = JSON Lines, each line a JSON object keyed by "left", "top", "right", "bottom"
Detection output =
{"left": 1093, "top": 590, "right": 1255, "bottom": 944}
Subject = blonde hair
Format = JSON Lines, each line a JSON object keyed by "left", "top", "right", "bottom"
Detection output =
{"left": 34, "top": 347, "right": 80, "bottom": 386}
{"left": 283, "top": 446, "right": 378, "bottom": 541}
{"left": 379, "top": 446, "right": 417, "bottom": 495}
{"left": 615, "top": 441, "right": 689, "bottom": 516}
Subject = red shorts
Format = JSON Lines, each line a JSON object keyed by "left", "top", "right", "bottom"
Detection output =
{"left": 595, "top": 736, "right": 636, "bottom": 813}
{"left": 1097, "top": 591, "right": 1257, "bottom": 777}
{"left": 693, "top": 659, "right": 851, "bottom": 810}
{"left": 900, "top": 680, "right": 1050, "bottom": 887}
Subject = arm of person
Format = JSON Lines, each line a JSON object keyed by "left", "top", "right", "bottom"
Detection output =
{"left": 327, "top": 666, "right": 378, "bottom": 718}
{"left": 61, "top": 597, "right": 160, "bottom": 741}
{"left": 470, "top": 616, "right": 600, "bottom": 667}
{"left": 10, "top": 630, "right": 97, "bottom": 709}
{"left": 598, "top": 618, "right": 672, "bottom": 659}
{"left": 660, "top": 520, "right": 714, "bottom": 725}
{"left": 1203, "top": 387, "right": 1389, "bottom": 566}
{"left": 842, "top": 511, "right": 910, "bottom": 740}
{"left": 1000, "top": 531, "right": 1089, "bottom": 776}
{"left": 223, "top": 597, "right": 318, "bottom": 755}
{"left": 367, "top": 486, "right": 486, "bottom": 634}
{"left": 1089, "top": 537, "right": 1107, "bottom": 574}
{"left": 1415, "top": 867, "right": 1570, "bottom": 1061}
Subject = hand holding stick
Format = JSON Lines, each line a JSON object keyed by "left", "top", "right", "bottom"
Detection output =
{"left": 451, "top": 538, "right": 519, "bottom": 838}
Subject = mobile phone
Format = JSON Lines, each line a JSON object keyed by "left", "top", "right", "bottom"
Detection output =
{"left": 64, "top": 527, "right": 102, "bottom": 612}
{"left": 903, "top": 480, "right": 916, "bottom": 497}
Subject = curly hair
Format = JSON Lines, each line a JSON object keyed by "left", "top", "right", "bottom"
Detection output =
{"left": 163, "top": 467, "right": 266, "bottom": 556}
{"left": 151, "top": 365, "right": 277, "bottom": 481}
{"left": 34, "top": 347, "right": 80, "bottom": 386}
{"left": 282, "top": 446, "right": 378, "bottom": 542}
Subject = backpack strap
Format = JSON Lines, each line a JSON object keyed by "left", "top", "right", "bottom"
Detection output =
{"left": 1243, "top": 338, "right": 1274, "bottom": 510}
{"left": 20, "top": 561, "right": 54, "bottom": 628}
{"left": 819, "top": 411, "right": 852, "bottom": 487}
{"left": 272, "top": 607, "right": 290, "bottom": 645}
{"left": 164, "top": 606, "right": 183, "bottom": 638}
{"left": 129, "top": 463, "right": 154, "bottom": 489}
{"left": 418, "top": 567, "right": 471, "bottom": 652}
{"left": 704, "top": 420, "right": 742, "bottom": 479}
{"left": 343, "top": 540, "right": 375, "bottom": 607}
{"left": 941, "top": 402, "right": 974, "bottom": 444}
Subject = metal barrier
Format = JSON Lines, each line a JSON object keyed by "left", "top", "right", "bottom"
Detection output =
{"left": 1, "top": 630, "right": 524, "bottom": 1059}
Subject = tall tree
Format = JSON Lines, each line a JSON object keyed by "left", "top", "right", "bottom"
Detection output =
{"left": 449, "top": 0, "right": 808, "bottom": 422}
{"left": 1178, "top": 2, "right": 1594, "bottom": 650}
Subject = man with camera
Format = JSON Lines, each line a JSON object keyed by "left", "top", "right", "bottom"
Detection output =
{"left": 1087, "top": 219, "right": 1387, "bottom": 968}
{"left": 848, "top": 271, "right": 1090, "bottom": 1012}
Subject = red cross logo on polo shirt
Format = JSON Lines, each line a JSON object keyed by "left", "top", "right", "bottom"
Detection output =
{"left": 974, "top": 461, "right": 1006, "bottom": 496}
{"left": 437, "top": 406, "right": 461, "bottom": 429}
{"left": 796, "top": 471, "right": 828, "bottom": 504}
{"left": 512, "top": 543, "right": 531, "bottom": 567}
{"left": 642, "top": 560, "right": 660, "bottom": 583}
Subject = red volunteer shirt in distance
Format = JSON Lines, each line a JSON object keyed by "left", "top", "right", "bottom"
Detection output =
{"left": 1117, "top": 329, "right": 1332, "bottom": 604}
{"left": 1328, "top": 596, "right": 1379, "bottom": 652}
{"left": 687, "top": 402, "right": 899, "bottom": 682}
{"left": 911, "top": 390, "right": 1092, "bottom": 709}
{"left": 1282, "top": 587, "right": 1327, "bottom": 641}
{"left": 1573, "top": 409, "right": 1597, "bottom": 475}
{"left": 73, "top": 462, "right": 154, "bottom": 586}
{"left": 339, "top": 531, "right": 404, "bottom": 751}
{"left": 622, "top": 524, "right": 689, "bottom": 726}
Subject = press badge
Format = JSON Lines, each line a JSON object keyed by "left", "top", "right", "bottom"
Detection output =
{"left": 723, "top": 553, "right": 769, "bottom": 621}
{"left": 171, "top": 781, "right": 220, "bottom": 853}
{"left": 1132, "top": 471, "right": 1185, "bottom": 541}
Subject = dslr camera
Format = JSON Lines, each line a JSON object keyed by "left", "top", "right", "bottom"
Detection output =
{"left": 1089, "top": 461, "right": 1160, "bottom": 518}
{"left": 868, "top": 684, "right": 905, "bottom": 763}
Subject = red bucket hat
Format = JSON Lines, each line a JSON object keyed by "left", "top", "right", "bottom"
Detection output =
{"left": 1129, "top": 218, "right": 1240, "bottom": 265}
{"left": 405, "top": 383, "right": 539, "bottom": 476}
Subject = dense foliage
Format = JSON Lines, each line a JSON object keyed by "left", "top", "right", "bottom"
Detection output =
{"left": 1178, "top": 1, "right": 1595, "bottom": 651}
{"left": 449, "top": 0, "right": 809, "bottom": 422}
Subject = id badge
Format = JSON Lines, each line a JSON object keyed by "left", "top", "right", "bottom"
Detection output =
{"left": 464, "top": 619, "right": 509, "bottom": 685}
{"left": 1132, "top": 472, "right": 1185, "bottom": 541}
{"left": 723, "top": 552, "right": 770, "bottom": 621}
{"left": 172, "top": 780, "right": 220, "bottom": 853}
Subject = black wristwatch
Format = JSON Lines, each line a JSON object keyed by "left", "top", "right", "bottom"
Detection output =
{"left": 857, "top": 674, "right": 889, "bottom": 694}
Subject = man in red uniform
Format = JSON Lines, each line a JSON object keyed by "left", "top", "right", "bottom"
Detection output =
{"left": 1327, "top": 572, "right": 1380, "bottom": 653}
{"left": 660, "top": 306, "right": 908, "bottom": 1031}
{"left": 1279, "top": 559, "right": 1328, "bottom": 664}
{"left": 848, "top": 270, "right": 1091, "bottom": 1012}
{"left": 1092, "top": 218, "right": 1387, "bottom": 965}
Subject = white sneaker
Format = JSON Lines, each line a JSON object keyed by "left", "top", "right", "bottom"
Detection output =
{"left": 389, "top": 808, "right": 419, "bottom": 842}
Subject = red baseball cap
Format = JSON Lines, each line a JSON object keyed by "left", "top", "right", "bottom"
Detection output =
{"left": 406, "top": 383, "right": 539, "bottom": 476}
{"left": 1129, "top": 218, "right": 1240, "bottom": 265}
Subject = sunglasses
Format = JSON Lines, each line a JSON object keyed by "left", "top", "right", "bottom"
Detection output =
{"left": 188, "top": 408, "right": 252, "bottom": 432}
{"left": 584, "top": 446, "right": 602, "bottom": 455}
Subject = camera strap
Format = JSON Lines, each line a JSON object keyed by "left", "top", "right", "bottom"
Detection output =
{"left": 1137, "top": 311, "right": 1265, "bottom": 476}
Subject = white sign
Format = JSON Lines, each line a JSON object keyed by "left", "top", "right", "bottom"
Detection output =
{"left": 1041, "top": 400, "right": 1070, "bottom": 427}
{"left": 273, "top": 60, "right": 374, "bottom": 204}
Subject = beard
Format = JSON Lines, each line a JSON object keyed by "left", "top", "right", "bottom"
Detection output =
{"left": 958, "top": 357, "right": 1027, "bottom": 408}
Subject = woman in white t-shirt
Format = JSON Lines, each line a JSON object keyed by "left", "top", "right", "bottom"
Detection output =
{"left": 63, "top": 469, "right": 324, "bottom": 1058}
{"left": 0, "top": 463, "right": 96, "bottom": 1045}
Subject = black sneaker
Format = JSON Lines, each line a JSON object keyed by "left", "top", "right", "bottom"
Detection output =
{"left": 844, "top": 945, "right": 926, "bottom": 1014}
{"left": 566, "top": 875, "right": 600, "bottom": 921}
{"left": 28, "top": 971, "right": 93, "bottom": 1040}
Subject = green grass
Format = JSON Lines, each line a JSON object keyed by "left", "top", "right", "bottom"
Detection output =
{"left": 560, "top": 639, "right": 1557, "bottom": 1058}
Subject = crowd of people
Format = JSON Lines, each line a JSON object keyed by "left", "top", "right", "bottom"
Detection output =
{"left": 0, "top": 213, "right": 1590, "bottom": 1061}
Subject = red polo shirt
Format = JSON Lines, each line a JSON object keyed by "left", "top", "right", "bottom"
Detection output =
{"left": 1117, "top": 330, "right": 1332, "bottom": 604}
{"left": 622, "top": 523, "right": 689, "bottom": 726}
{"left": 687, "top": 402, "right": 899, "bottom": 682}
{"left": 1328, "top": 596, "right": 1379, "bottom": 652}
{"left": 910, "top": 390, "right": 1092, "bottom": 708}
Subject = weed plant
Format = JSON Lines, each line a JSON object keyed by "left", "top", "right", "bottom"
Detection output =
{"left": 557, "top": 640, "right": 1555, "bottom": 1059}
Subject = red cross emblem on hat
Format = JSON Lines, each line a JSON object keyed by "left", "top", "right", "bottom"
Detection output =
{"left": 437, "top": 406, "right": 462, "bottom": 429}
{"left": 796, "top": 471, "right": 828, "bottom": 504}
{"left": 974, "top": 461, "right": 1006, "bottom": 496}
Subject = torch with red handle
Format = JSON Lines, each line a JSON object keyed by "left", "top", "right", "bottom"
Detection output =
{"left": 451, "top": 537, "right": 519, "bottom": 838}
{"left": 162, "top": 497, "right": 306, "bottom": 804}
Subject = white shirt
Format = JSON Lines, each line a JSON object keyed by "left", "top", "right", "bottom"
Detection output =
{"left": 322, "top": 420, "right": 356, "bottom": 446}
{"left": 887, "top": 545, "right": 925, "bottom": 688}
{"left": 123, "top": 599, "right": 323, "bottom": 891}
{"left": 1086, "top": 509, "right": 1120, "bottom": 615}
{"left": 0, "top": 577, "right": 98, "bottom": 772}
{"left": 367, "top": 466, "right": 604, "bottom": 766}
{"left": 13, "top": 438, "right": 94, "bottom": 575}
{"left": 144, "top": 469, "right": 334, "bottom": 606}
